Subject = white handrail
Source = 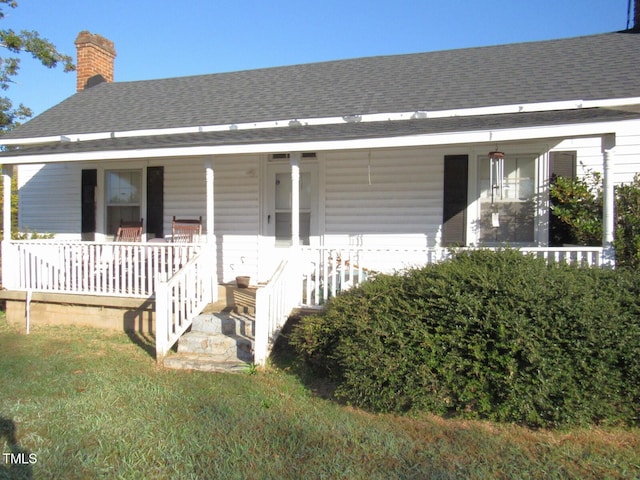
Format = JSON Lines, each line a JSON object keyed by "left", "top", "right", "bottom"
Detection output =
{"left": 254, "top": 247, "right": 301, "bottom": 365}
{"left": 155, "top": 248, "right": 215, "bottom": 359}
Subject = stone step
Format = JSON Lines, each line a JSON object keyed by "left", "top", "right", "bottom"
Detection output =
{"left": 163, "top": 353, "right": 251, "bottom": 373}
{"left": 191, "top": 312, "right": 254, "bottom": 337}
{"left": 203, "top": 302, "right": 256, "bottom": 316}
{"left": 177, "top": 330, "right": 253, "bottom": 361}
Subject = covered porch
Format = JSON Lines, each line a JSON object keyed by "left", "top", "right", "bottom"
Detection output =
{"left": 0, "top": 129, "right": 620, "bottom": 366}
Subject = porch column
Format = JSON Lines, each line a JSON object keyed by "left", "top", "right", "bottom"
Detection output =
{"left": 205, "top": 158, "right": 215, "bottom": 244}
{"left": 205, "top": 158, "right": 218, "bottom": 301}
{"left": 602, "top": 134, "right": 616, "bottom": 267}
{"left": 290, "top": 153, "right": 300, "bottom": 247}
{"left": 2, "top": 165, "right": 12, "bottom": 241}
{"left": 2, "top": 165, "right": 14, "bottom": 288}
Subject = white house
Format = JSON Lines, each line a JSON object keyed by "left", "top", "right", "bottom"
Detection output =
{"left": 2, "top": 29, "right": 640, "bottom": 362}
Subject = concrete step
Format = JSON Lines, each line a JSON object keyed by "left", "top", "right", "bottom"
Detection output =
{"left": 163, "top": 353, "right": 251, "bottom": 373}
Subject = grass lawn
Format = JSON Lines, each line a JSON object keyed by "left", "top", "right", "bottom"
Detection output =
{"left": 0, "top": 317, "right": 639, "bottom": 479}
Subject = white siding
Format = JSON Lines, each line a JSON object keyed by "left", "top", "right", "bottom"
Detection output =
{"left": 17, "top": 163, "right": 81, "bottom": 239}
{"left": 553, "top": 122, "right": 640, "bottom": 184}
{"left": 322, "top": 148, "right": 443, "bottom": 248}
{"left": 163, "top": 158, "right": 207, "bottom": 233}
{"left": 213, "top": 155, "right": 260, "bottom": 284}
{"left": 612, "top": 121, "right": 640, "bottom": 184}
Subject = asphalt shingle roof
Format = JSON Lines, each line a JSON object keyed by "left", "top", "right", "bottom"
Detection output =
{"left": 4, "top": 31, "right": 640, "bottom": 141}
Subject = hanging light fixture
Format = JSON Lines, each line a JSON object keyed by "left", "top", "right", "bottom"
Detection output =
{"left": 488, "top": 150, "right": 505, "bottom": 204}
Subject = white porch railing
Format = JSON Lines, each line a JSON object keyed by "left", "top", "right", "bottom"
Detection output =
{"left": 518, "top": 246, "right": 603, "bottom": 266}
{"left": 254, "top": 248, "right": 302, "bottom": 366}
{"left": 4, "top": 240, "right": 203, "bottom": 298}
{"left": 299, "top": 246, "right": 604, "bottom": 307}
{"left": 155, "top": 248, "right": 216, "bottom": 359}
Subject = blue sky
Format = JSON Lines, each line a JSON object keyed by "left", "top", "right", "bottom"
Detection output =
{"left": 3, "top": 0, "right": 631, "bottom": 117}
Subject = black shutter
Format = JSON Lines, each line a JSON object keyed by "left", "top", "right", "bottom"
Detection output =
{"left": 442, "top": 155, "right": 468, "bottom": 246}
{"left": 81, "top": 169, "right": 97, "bottom": 240}
{"left": 549, "top": 151, "right": 576, "bottom": 246}
{"left": 146, "top": 166, "right": 164, "bottom": 238}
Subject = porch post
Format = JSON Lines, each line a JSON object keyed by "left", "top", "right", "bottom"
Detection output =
{"left": 2, "top": 164, "right": 12, "bottom": 240}
{"left": 205, "top": 158, "right": 218, "bottom": 302}
{"left": 290, "top": 153, "right": 300, "bottom": 247}
{"left": 2, "top": 165, "right": 14, "bottom": 288}
{"left": 602, "top": 134, "right": 616, "bottom": 267}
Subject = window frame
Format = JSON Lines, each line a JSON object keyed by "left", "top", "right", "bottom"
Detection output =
{"left": 104, "top": 168, "right": 143, "bottom": 236}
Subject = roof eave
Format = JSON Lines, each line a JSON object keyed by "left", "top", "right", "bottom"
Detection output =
{"left": 4, "top": 96, "right": 640, "bottom": 148}
{"left": 1, "top": 118, "right": 632, "bottom": 165}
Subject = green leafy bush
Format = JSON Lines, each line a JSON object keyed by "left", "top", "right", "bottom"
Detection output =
{"left": 290, "top": 250, "right": 640, "bottom": 428}
{"left": 11, "top": 229, "right": 54, "bottom": 240}
{"left": 615, "top": 174, "right": 640, "bottom": 269}
{"left": 549, "top": 170, "right": 602, "bottom": 246}
{"left": 550, "top": 170, "right": 640, "bottom": 268}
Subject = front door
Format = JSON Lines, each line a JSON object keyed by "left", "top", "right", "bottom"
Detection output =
{"left": 260, "top": 162, "right": 318, "bottom": 280}
{"left": 265, "top": 163, "right": 318, "bottom": 247}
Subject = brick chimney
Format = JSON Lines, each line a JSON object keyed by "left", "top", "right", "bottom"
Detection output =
{"left": 75, "top": 31, "right": 116, "bottom": 91}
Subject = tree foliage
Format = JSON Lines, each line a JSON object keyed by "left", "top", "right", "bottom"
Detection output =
{"left": 0, "top": 1, "right": 74, "bottom": 236}
{"left": 0, "top": 0, "right": 75, "bottom": 133}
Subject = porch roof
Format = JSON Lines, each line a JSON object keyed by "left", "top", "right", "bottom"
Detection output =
{"left": 2, "top": 31, "right": 640, "bottom": 143}
{"left": 2, "top": 107, "right": 640, "bottom": 159}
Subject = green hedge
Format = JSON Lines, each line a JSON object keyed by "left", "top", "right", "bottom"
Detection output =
{"left": 290, "top": 250, "right": 640, "bottom": 428}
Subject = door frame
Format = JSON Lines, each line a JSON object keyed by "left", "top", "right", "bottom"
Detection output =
{"left": 263, "top": 160, "right": 319, "bottom": 247}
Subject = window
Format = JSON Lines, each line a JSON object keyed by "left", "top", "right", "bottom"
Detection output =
{"left": 105, "top": 169, "right": 142, "bottom": 235}
{"left": 478, "top": 154, "right": 536, "bottom": 244}
{"left": 550, "top": 151, "right": 576, "bottom": 180}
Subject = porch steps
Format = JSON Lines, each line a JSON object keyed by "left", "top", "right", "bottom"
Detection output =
{"left": 162, "top": 284, "right": 256, "bottom": 373}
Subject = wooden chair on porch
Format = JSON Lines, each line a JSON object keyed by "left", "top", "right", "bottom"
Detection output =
{"left": 115, "top": 219, "right": 143, "bottom": 242}
{"left": 171, "top": 216, "right": 202, "bottom": 243}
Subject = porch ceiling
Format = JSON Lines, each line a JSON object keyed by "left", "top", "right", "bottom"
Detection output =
{"left": 2, "top": 107, "right": 640, "bottom": 160}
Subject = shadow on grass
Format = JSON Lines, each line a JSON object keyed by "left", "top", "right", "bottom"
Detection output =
{"left": 269, "top": 314, "right": 339, "bottom": 402}
{"left": 123, "top": 298, "right": 157, "bottom": 360}
{"left": 0, "top": 416, "right": 34, "bottom": 480}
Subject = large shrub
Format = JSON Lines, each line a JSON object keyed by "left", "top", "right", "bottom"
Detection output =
{"left": 291, "top": 250, "right": 640, "bottom": 428}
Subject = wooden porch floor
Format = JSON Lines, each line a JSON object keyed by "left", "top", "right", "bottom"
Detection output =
{"left": 204, "top": 284, "right": 257, "bottom": 316}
